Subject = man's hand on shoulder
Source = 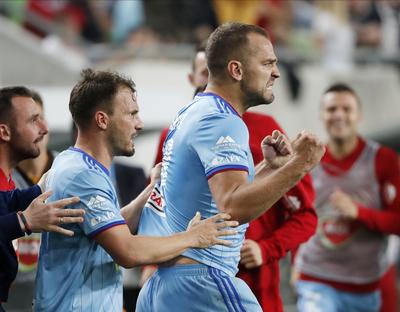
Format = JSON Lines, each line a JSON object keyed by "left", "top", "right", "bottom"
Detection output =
{"left": 21, "top": 190, "right": 85, "bottom": 236}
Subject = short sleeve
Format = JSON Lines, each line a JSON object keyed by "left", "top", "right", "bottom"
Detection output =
{"left": 64, "top": 171, "right": 126, "bottom": 238}
{"left": 190, "top": 114, "right": 250, "bottom": 179}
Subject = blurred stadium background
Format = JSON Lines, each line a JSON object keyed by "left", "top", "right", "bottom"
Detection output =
{"left": 0, "top": 0, "right": 399, "bottom": 311}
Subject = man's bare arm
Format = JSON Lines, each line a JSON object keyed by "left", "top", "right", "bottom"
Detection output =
{"left": 94, "top": 213, "right": 238, "bottom": 268}
{"left": 209, "top": 131, "right": 324, "bottom": 224}
{"left": 121, "top": 163, "right": 161, "bottom": 233}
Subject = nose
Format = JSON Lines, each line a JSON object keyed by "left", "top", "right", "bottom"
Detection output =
{"left": 40, "top": 118, "right": 49, "bottom": 135}
{"left": 332, "top": 108, "right": 345, "bottom": 119}
{"left": 136, "top": 116, "right": 144, "bottom": 131}
{"left": 272, "top": 63, "right": 280, "bottom": 79}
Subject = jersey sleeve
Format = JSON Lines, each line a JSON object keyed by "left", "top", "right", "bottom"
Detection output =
{"left": 356, "top": 147, "right": 400, "bottom": 234}
{"left": 190, "top": 114, "right": 250, "bottom": 179}
{"left": 258, "top": 174, "right": 317, "bottom": 263}
{"left": 64, "top": 170, "right": 126, "bottom": 238}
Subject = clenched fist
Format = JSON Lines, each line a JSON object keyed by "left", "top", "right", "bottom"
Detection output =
{"left": 291, "top": 131, "right": 325, "bottom": 173}
{"left": 261, "top": 130, "right": 293, "bottom": 169}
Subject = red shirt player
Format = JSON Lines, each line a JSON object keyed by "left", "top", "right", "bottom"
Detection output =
{"left": 294, "top": 83, "right": 400, "bottom": 312}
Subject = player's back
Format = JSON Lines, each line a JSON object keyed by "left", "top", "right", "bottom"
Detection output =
{"left": 161, "top": 92, "right": 254, "bottom": 276}
{"left": 34, "top": 148, "right": 124, "bottom": 312}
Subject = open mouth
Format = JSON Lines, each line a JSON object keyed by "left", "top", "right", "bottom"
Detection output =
{"left": 131, "top": 134, "right": 138, "bottom": 145}
{"left": 34, "top": 136, "right": 44, "bottom": 144}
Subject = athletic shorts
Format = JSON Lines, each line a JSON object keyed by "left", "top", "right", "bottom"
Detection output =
{"left": 136, "top": 264, "right": 262, "bottom": 312}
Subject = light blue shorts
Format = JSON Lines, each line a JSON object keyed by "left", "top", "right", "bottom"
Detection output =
{"left": 136, "top": 264, "right": 261, "bottom": 312}
{"left": 296, "top": 280, "right": 381, "bottom": 312}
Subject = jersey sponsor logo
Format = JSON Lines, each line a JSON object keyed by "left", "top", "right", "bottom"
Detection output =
{"left": 216, "top": 136, "right": 235, "bottom": 145}
{"left": 87, "top": 195, "right": 108, "bottom": 210}
{"left": 318, "top": 216, "right": 361, "bottom": 249}
{"left": 211, "top": 154, "right": 242, "bottom": 166}
{"left": 87, "top": 195, "right": 116, "bottom": 226}
{"left": 213, "top": 135, "right": 241, "bottom": 154}
{"left": 145, "top": 184, "right": 166, "bottom": 217}
{"left": 90, "top": 211, "right": 116, "bottom": 226}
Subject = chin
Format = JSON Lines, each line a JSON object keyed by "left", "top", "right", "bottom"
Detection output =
{"left": 114, "top": 147, "right": 134, "bottom": 157}
{"left": 123, "top": 150, "right": 135, "bottom": 157}
{"left": 264, "top": 94, "right": 274, "bottom": 104}
{"left": 29, "top": 144, "right": 41, "bottom": 156}
{"left": 125, "top": 147, "right": 135, "bottom": 157}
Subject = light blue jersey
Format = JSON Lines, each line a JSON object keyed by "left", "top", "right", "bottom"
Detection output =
{"left": 137, "top": 93, "right": 261, "bottom": 312}
{"left": 162, "top": 92, "right": 254, "bottom": 276}
{"left": 34, "top": 147, "right": 125, "bottom": 312}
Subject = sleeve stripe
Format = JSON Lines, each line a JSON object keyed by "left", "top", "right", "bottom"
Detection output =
{"left": 206, "top": 165, "right": 248, "bottom": 180}
{"left": 87, "top": 220, "right": 127, "bottom": 238}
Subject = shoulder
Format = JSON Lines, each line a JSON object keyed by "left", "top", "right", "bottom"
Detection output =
{"left": 51, "top": 152, "right": 112, "bottom": 195}
{"left": 372, "top": 141, "right": 399, "bottom": 180}
{"left": 375, "top": 144, "right": 398, "bottom": 163}
{"left": 193, "top": 93, "right": 241, "bottom": 119}
{"left": 196, "top": 113, "right": 248, "bottom": 141}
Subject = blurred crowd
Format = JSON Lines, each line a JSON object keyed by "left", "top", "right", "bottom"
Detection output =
{"left": 0, "top": 0, "right": 399, "bottom": 68}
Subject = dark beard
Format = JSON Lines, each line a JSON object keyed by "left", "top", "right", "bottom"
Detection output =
{"left": 10, "top": 130, "right": 40, "bottom": 162}
{"left": 113, "top": 144, "right": 135, "bottom": 157}
{"left": 240, "top": 80, "right": 274, "bottom": 110}
{"left": 11, "top": 144, "right": 40, "bottom": 163}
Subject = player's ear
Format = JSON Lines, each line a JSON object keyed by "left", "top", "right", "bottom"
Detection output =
{"left": 188, "top": 73, "right": 195, "bottom": 87}
{"left": 94, "top": 111, "right": 109, "bottom": 130}
{"left": 0, "top": 123, "right": 11, "bottom": 142}
{"left": 227, "top": 60, "right": 243, "bottom": 82}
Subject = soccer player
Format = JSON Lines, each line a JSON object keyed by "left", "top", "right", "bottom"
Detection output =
{"left": 294, "top": 83, "right": 400, "bottom": 312}
{"left": 147, "top": 39, "right": 317, "bottom": 312}
{"left": 137, "top": 22, "right": 324, "bottom": 311}
{"left": 34, "top": 69, "right": 237, "bottom": 312}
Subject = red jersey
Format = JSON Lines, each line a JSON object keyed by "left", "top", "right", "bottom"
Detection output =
{"left": 154, "top": 112, "right": 317, "bottom": 312}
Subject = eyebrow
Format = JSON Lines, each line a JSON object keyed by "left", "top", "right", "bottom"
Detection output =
{"left": 30, "top": 113, "right": 40, "bottom": 120}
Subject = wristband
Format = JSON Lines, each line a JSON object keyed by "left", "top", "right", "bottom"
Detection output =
{"left": 17, "top": 211, "right": 32, "bottom": 235}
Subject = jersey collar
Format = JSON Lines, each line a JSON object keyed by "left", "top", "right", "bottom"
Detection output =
{"left": 197, "top": 92, "right": 241, "bottom": 117}
{"left": 68, "top": 147, "right": 110, "bottom": 176}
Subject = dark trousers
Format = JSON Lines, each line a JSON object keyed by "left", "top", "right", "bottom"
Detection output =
{"left": 0, "top": 303, "right": 5, "bottom": 312}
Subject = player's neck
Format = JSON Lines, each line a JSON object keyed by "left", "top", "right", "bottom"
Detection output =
{"left": 328, "top": 135, "right": 359, "bottom": 159}
{"left": 74, "top": 134, "right": 112, "bottom": 170}
{"left": 205, "top": 82, "right": 245, "bottom": 116}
